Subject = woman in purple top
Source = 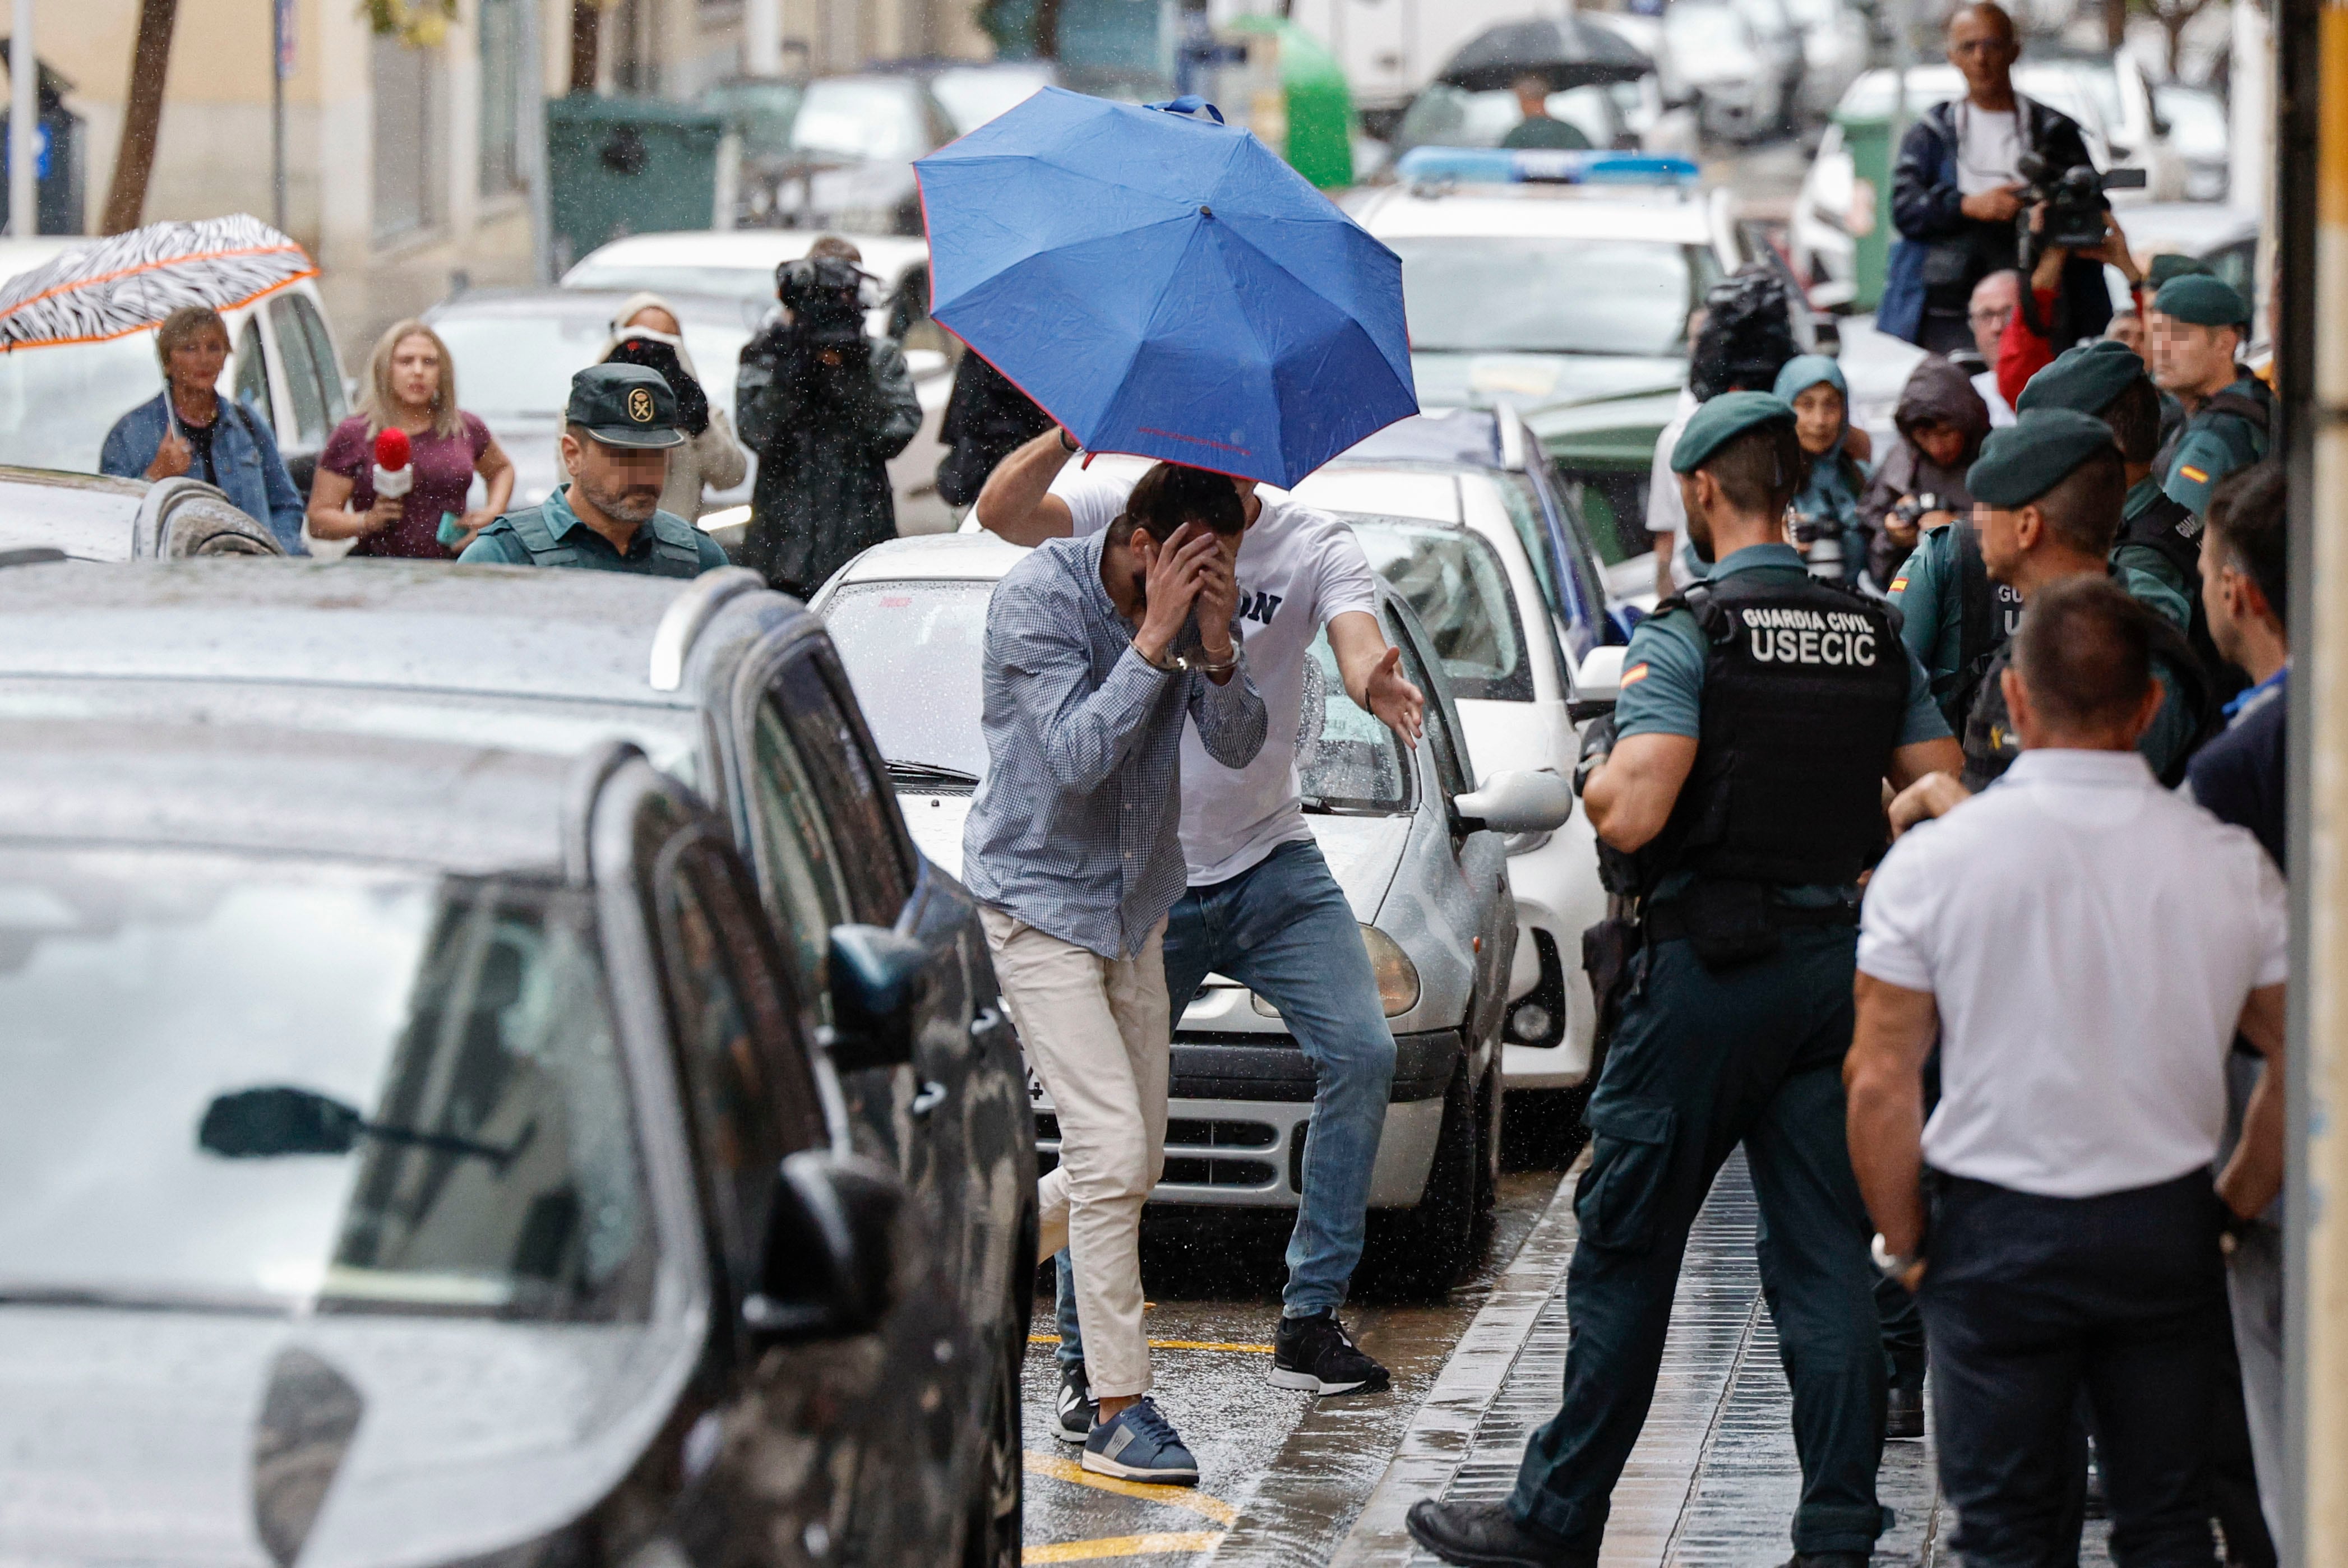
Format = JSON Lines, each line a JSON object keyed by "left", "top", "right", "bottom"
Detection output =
{"left": 308, "top": 320, "right": 514, "bottom": 558}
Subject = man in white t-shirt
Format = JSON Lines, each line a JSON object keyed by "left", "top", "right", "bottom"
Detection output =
{"left": 979, "top": 427, "right": 1428, "bottom": 1432}
{"left": 1846, "top": 576, "right": 2286, "bottom": 1565}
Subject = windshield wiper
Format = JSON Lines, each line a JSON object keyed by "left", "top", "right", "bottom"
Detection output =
{"left": 887, "top": 759, "right": 980, "bottom": 787}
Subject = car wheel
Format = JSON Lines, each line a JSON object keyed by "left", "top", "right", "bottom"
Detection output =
{"left": 961, "top": 1327, "right": 1022, "bottom": 1568}
{"left": 1358, "top": 1061, "right": 1482, "bottom": 1299}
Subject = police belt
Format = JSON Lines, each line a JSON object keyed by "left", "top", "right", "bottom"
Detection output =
{"left": 1643, "top": 894, "right": 1859, "bottom": 945}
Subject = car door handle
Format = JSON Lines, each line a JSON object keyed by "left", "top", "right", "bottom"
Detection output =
{"left": 970, "top": 1006, "right": 1007, "bottom": 1044}
{"left": 910, "top": 1080, "right": 949, "bottom": 1120}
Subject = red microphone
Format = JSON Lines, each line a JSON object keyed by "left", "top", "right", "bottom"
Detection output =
{"left": 372, "top": 427, "right": 414, "bottom": 501}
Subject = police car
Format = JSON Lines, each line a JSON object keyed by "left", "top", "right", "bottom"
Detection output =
{"left": 1348, "top": 146, "right": 1810, "bottom": 565}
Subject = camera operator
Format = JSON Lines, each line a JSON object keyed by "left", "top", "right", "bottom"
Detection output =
{"left": 1880, "top": 2, "right": 2111, "bottom": 357}
{"left": 735, "top": 235, "right": 923, "bottom": 596}
{"left": 1994, "top": 212, "right": 2146, "bottom": 411}
{"left": 1859, "top": 355, "right": 1990, "bottom": 585}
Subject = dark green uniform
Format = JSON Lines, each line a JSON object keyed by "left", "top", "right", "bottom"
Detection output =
{"left": 460, "top": 486, "right": 727, "bottom": 575}
{"left": 2162, "top": 372, "right": 2273, "bottom": 518}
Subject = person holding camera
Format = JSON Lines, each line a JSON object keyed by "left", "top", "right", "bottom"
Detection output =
{"left": 1774, "top": 355, "right": 1870, "bottom": 588}
{"left": 558, "top": 294, "right": 746, "bottom": 522}
{"left": 1880, "top": 2, "right": 2111, "bottom": 357}
{"left": 735, "top": 235, "right": 923, "bottom": 597}
{"left": 1859, "top": 355, "right": 1990, "bottom": 587}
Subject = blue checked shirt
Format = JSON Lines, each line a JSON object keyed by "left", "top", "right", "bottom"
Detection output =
{"left": 962, "top": 530, "right": 1268, "bottom": 959}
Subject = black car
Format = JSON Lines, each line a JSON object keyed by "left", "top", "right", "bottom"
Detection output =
{"left": 0, "top": 560, "right": 1032, "bottom": 1567}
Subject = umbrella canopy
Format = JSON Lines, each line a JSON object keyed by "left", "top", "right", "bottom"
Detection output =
{"left": 916, "top": 88, "right": 1415, "bottom": 488}
{"left": 1438, "top": 18, "right": 1651, "bottom": 93}
{"left": 0, "top": 216, "right": 317, "bottom": 351}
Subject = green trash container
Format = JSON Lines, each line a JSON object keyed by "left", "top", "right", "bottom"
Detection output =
{"left": 1225, "top": 16, "right": 1353, "bottom": 189}
{"left": 546, "top": 95, "right": 727, "bottom": 271}
{"left": 1838, "top": 110, "right": 1894, "bottom": 313}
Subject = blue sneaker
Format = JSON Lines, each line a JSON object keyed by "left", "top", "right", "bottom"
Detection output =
{"left": 1081, "top": 1397, "right": 1199, "bottom": 1485}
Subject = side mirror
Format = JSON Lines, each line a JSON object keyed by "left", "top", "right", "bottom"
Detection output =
{"left": 822, "top": 923, "right": 928, "bottom": 1071}
{"left": 1455, "top": 769, "right": 1575, "bottom": 835}
{"left": 1569, "top": 646, "right": 1626, "bottom": 723}
{"left": 741, "top": 1149, "right": 903, "bottom": 1343}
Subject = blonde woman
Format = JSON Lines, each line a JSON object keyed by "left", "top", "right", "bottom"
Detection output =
{"left": 556, "top": 292, "right": 747, "bottom": 520}
{"left": 309, "top": 320, "right": 514, "bottom": 558}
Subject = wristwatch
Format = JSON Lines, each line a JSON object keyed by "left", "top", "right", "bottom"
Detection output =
{"left": 1058, "top": 428, "right": 1079, "bottom": 454}
{"left": 1870, "top": 1232, "right": 1922, "bottom": 1281}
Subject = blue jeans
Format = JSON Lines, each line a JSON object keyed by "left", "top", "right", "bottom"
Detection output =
{"left": 1056, "top": 838, "right": 1397, "bottom": 1368}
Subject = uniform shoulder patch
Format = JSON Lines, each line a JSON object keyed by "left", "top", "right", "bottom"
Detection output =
{"left": 1889, "top": 574, "right": 1909, "bottom": 594}
{"left": 1620, "top": 662, "right": 1652, "bottom": 688}
{"left": 2179, "top": 464, "right": 2210, "bottom": 484}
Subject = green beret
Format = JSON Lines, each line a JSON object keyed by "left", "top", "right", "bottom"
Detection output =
{"left": 1670, "top": 390, "right": 1796, "bottom": 474}
{"left": 2150, "top": 272, "right": 2252, "bottom": 329}
{"left": 1966, "top": 408, "right": 2119, "bottom": 507}
{"left": 2146, "top": 253, "right": 2212, "bottom": 290}
{"left": 567, "top": 363, "right": 686, "bottom": 448}
{"left": 2015, "top": 338, "right": 2148, "bottom": 418}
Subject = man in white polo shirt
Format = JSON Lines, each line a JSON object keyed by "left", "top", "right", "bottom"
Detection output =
{"left": 1845, "top": 575, "right": 2286, "bottom": 1566}
{"left": 979, "top": 427, "right": 1429, "bottom": 1432}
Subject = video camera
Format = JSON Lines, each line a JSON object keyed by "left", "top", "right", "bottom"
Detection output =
{"left": 2015, "top": 151, "right": 2148, "bottom": 255}
{"left": 776, "top": 255, "right": 870, "bottom": 350}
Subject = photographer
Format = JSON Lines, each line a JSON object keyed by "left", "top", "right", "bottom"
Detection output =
{"left": 1859, "top": 355, "right": 1990, "bottom": 585}
{"left": 560, "top": 294, "right": 747, "bottom": 522}
{"left": 735, "top": 236, "right": 923, "bottom": 596}
{"left": 1995, "top": 214, "right": 2147, "bottom": 411}
{"left": 1880, "top": 2, "right": 2111, "bottom": 356}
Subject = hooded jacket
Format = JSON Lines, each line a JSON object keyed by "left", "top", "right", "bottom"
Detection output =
{"left": 556, "top": 291, "right": 749, "bottom": 522}
{"left": 1773, "top": 355, "right": 1869, "bottom": 586}
{"left": 1860, "top": 354, "right": 1990, "bottom": 584}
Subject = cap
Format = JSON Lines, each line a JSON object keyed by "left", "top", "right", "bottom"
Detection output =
{"left": 1966, "top": 408, "right": 2119, "bottom": 507}
{"left": 2145, "top": 253, "right": 2213, "bottom": 291}
{"left": 1670, "top": 390, "right": 1796, "bottom": 474}
{"left": 2014, "top": 338, "right": 2148, "bottom": 418}
{"left": 2150, "top": 272, "right": 2252, "bottom": 329}
{"left": 566, "top": 363, "right": 686, "bottom": 448}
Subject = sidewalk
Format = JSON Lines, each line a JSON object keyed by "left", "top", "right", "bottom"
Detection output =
{"left": 1332, "top": 1153, "right": 2118, "bottom": 1567}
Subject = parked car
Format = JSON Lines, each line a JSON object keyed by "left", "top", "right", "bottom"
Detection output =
{"left": 816, "top": 536, "right": 1570, "bottom": 1289}
{"left": 734, "top": 73, "right": 957, "bottom": 235}
{"left": 562, "top": 229, "right": 941, "bottom": 348}
{"left": 1782, "top": 0, "right": 1868, "bottom": 120}
{"left": 2152, "top": 80, "right": 2231, "bottom": 202}
{"left": 0, "top": 558, "right": 1033, "bottom": 1565}
{"left": 1391, "top": 80, "right": 1639, "bottom": 156}
{"left": 875, "top": 57, "right": 1057, "bottom": 135}
{"left": 1662, "top": 0, "right": 1796, "bottom": 142}
{"left": 0, "top": 469, "right": 281, "bottom": 559}
{"left": 0, "top": 239, "right": 351, "bottom": 492}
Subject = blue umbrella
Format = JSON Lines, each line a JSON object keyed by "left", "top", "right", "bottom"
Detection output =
{"left": 916, "top": 89, "right": 1417, "bottom": 488}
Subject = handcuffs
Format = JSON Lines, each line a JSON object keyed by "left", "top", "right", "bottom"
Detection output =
{"left": 1133, "top": 639, "right": 1240, "bottom": 676}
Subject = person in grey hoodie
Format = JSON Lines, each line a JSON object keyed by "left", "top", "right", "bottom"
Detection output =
{"left": 1861, "top": 353, "right": 1991, "bottom": 585}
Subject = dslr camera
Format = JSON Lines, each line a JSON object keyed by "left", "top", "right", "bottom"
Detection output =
{"left": 776, "top": 255, "right": 870, "bottom": 350}
{"left": 1890, "top": 491, "right": 1946, "bottom": 530}
{"left": 2014, "top": 151, "right": 2147, "bottom": 257}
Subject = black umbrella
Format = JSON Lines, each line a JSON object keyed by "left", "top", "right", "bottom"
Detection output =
{"left": 1436, "top": 17, "right": 1652, "bottom": 93}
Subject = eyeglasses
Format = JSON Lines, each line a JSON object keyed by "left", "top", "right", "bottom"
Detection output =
{"left": 1970, "top": 305, "right": 2017, "bottom": 325}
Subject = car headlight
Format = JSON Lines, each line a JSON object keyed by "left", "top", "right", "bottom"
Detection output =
{"left": 1249, "top": 925, "right": 1421, "bottom": 1019}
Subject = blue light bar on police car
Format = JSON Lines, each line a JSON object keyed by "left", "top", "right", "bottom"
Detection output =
{"left": 1393, "top": 146, "right": 1702, "bottom": 187}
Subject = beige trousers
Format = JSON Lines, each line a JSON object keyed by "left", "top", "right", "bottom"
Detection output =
{"left": 981, "top": 908, "right": 1170, "bottom": 1399}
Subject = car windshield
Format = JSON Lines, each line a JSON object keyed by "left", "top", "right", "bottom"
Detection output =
{"left": 821, "top": 577, "right": 1412, "bottom": 811}
{"left": 929, "top": 65, "right": 1052, "bottom": 134}
{"left": 1348, "top": 517, "right": 1529, "bottom": 701}
{"left": 1395, "top": 84, "right": 1616, "bottom": 152}
{"left": 0, "top": 851, "right": 653, "bottom": 1321}
{"left": 1389, "top": 235, "right": 1713, "bottom": 356}
{"left": 0, "top": 332, "right": 178, "bottom": 474}
{"left": 431, "top": 309, "right": 749, "bottom": 422}
{"left": 791, "top": 78, "right": 928, "bottom": 161}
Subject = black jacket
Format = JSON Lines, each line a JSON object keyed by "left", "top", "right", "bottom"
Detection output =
{"left": 1884, "top": 97, "right": 2112, "bottom": 352}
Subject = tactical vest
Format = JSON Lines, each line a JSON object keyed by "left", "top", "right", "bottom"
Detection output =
{"left": 2115, "top": 482, "right": 2247, "bottom": 709}
{"left": 499, "top": 499, "right": 708, "bottom": 577}
{"left": 1958, "top": 582, "right": 2222, "bottom": 791}
{"left": 1949, "top": 516, "right": 2025, "bottom": 736}
{"left": 1646, "top": 572, "right": 1912, "bottom": 889}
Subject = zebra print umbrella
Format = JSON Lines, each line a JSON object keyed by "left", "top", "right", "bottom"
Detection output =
{"left": 0, "top": 215, "right": 318, "bottom": 350}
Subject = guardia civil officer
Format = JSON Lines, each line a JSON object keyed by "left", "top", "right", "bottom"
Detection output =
{"left": 460, "top": 364, "right": 731, "bottom": 576}
{"left": 1406, "top": 395, "right": 1961, "bottom": 1568}
{"left": 1889, "top": 409, "right": 2215, "bottom": 831}
{"left": 2145, "top": 273, "right": 2272, "bottom": 520}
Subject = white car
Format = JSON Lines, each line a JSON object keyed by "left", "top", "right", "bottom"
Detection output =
{"left": 562, "top": 229, "right": 936, "bottom": 334}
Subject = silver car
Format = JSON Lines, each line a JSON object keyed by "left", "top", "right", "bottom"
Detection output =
{"left": 815, "top": 533, "right": 1574, "bottom": 1291}
{"left": 0, "top": 470, "right": 281, "bottom": 562}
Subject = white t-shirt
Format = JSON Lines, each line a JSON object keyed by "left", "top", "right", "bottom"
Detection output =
{"left": 1954, "top": 103, "right": 2023, "bottom": 196}
{"left": 1858, "top": 748, "right": 2288, "bottom": 1199}
{"left": 1055, "top": 469, "right": 1381, "bottom": 885}
{"left": 1646, "top": 391, "right": 1699, "bottom": 591}
{"left": 1972, "top": 368, "right": 2017, "bottom": 428}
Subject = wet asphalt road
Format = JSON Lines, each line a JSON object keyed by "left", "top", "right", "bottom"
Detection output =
{"left": 1020, "top": 1169, "right": 1567, "bottom": 1565}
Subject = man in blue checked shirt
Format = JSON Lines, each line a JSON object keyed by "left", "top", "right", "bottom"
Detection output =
{"left": 963, "top": 464, "right": 1267, "bottom": 1487}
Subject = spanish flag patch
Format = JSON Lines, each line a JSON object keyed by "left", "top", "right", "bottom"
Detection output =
{"left": 2180, "top": 464, "right": 2209, "bottom": 484}
{"left": 1889, "top": 575, "right": 1909, "bottom": 594}
{"left": 1621, "top": 663, "right": 1652, "bottom": 688}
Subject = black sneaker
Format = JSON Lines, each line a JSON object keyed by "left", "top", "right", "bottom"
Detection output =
{"left": 1776, "top": 1556, "right": 1869, "bottom": 1568}
{"left": 1886, "top": 1385, "right": 1925, "bottom": 1440}
{"left": 1054, "top": 1363, "right": 1094, "bottom": 1444}
{"left": 1404, "top": 1500, "right": 1589, "bottom": 1567}
{"left": 1269, "top": 1310, "right": 1391, "bottom": 1395}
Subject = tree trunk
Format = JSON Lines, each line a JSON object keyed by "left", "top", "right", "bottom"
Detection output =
{"left": 569, "top": 0, "right": 600, "bottom": 93}
{"left": 1032, "top": 0, "right": 1062, "bottom": 59}
{"left": 100, "top": 0, "right": 177, "bottom": 234}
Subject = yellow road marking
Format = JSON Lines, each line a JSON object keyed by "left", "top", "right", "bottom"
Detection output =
{"left": 1022, "top": 1452, "right": 1239, "bottom": 1526}
{"left": 1022, "top": 1531, "right": 1225, "bottom": 1562}
{"left": 1028, "top": 1334, "right": 1273, "bottom": 1353}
